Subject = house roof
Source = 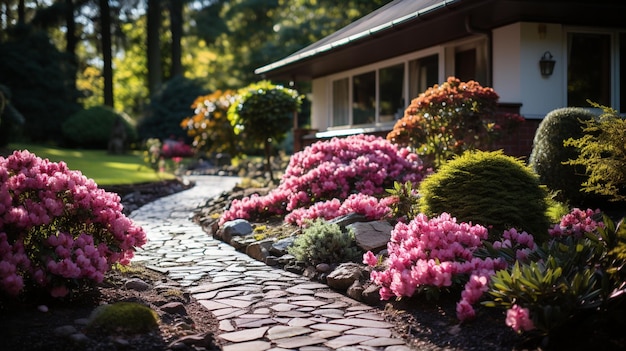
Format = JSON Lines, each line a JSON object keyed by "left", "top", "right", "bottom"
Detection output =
{"left": 256, "top": 0, "right": 626, "bottom": 81}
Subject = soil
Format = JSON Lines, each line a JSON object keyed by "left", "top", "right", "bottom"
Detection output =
{"left": 2, "top": 177, "right": 625, "bottom": 351}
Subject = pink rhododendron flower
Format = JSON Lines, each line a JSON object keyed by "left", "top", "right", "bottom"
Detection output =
{"left": 363, "top": 251, "right": 378, "bottom": 266}
{"left": 549, "top": 208, "right": 603, "bottom": 238}
{"left": 506, "top": 304, "right": 535, "bottom": 333}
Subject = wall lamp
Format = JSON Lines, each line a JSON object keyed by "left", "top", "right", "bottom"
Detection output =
{"left": 539, "top": 51, "right": 556, "bottom": 77}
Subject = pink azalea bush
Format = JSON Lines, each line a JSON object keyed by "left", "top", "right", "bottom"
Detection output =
{"left": 0, "top": 150, "right": 146, "bottom": 298}
{"left": 365, "top": 212, "right": 537, "bottom": 323}
{"left": 220, "top": 134, "right": 429, "bottom": 225}
{"left": 506, "top": 304, "right": 535, "bottom": 333}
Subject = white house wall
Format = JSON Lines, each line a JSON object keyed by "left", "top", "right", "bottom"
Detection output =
{"left": 311, "top": 78, "right": 329, "bottom": 131}
{"left": 493, "top": 22, "right": 564, "bottom": 119}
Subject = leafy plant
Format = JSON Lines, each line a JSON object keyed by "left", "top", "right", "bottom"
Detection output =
{"left": 385, "top": 181, "right": 420, "bottom": 222}
{"left": 387, "top": 77, "right": 524, "bottom": 168}
{"left": 528, "top": 107, "right": 598, "bottom": 207}
{"left": 484, "top": 212, "right": 626, "bottom": 338}
{"left": 287, "top": 219, "right": 360, "bottom": 266}
{"left": 0, "top": 150, "right": 146, "bottom": 298}
{"left": 228, "top": 80, "right": 303, "bottom": 180}
{"left": 418, "top": 150, "right": 550, "bottom": 242}
{"left": 564, "top": 102, "right": 626, "bottom": 204}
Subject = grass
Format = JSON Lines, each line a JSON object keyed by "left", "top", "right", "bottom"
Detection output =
{"left": 7, "top": 143, "right": 175, "bottom": 186}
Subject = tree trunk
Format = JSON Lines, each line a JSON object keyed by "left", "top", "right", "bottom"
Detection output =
{"left": 17, "top": 0, "right": 24, "bottom": 24}
{"left": 264, "top": 138, "right": 274, "bottom": 182}
{"left": 147, "top": 0, "right": 162, "bottom": 97}
{"left": 99, "top": 0, "right": 113, "bottom": 107}
{"left": 168, "top": 0, "right": 183, "bottom": 78}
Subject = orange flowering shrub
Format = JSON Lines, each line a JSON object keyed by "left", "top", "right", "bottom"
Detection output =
{"left": 387, "top": 77, "right": 523, "bottom": 168}
{"left": 180, "top": 90, "right": 240, "bottom": 156}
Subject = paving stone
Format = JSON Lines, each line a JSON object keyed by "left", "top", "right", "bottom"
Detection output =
{"left": 330, "top": 318, "right": 394, "bottom": 328}
{"left": 270, "top": 303, "right": 298, "bottom": 312}
{"left": 309, "top": 323, "right": 354, "bottom": 332}
{"left": 288, "top": 318, "right": 316, "bottom": 327}
{"left": 309, "top": 330, "right": 340, "bottom": 339}
{"left": 266, "top": 326, "right": 312, "bottom": 340}
{"left": 218, "top": 326, "right": 269, "bottom": 342}
{"left": 292, "top": 300, "right": 328, "bottom": 307}
{"left": 324, "top": 334, "right": 374, "bottom": 348}
{"left": 222, "top": 340, "right": 271, "bottom": 351}
{"left": 360, "top": 337, "right": 407, "bottom": 347}
{"left": 216, "top": 298, "right": 255, "bottom": 308}
{"left": 198, "top": 300, "right": 230, "bottom": 311}
{"left": 345, "top": 327, "right": 392, "bottom": 338}
{"left": 273, "top": 335, "right": 328, "bottom": 349}
{"left": 235, "top": 318, "right": 278, "bottom": 328}
{"left": 219, "top": 320, "right": 235, "bottom": 332}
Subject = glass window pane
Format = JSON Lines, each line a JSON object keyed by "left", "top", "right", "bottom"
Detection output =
{"left": 379, "top": 63, "right": 405, "bottom": 122}
{"left": 353, "top": 71, "right": 376, "bottom": 125}
{"left": 409, "top": 54, "right": 439, "bottom": 99}
{"left": 332, "top": 78, "right": 349, "bottom": 126}
{"left": 567, "top": 33, "right": 611, "bottom": 107}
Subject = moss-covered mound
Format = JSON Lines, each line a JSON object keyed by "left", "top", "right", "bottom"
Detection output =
{"left": 86, "top": 302, "right": 159, "bottom": 334}
{"left": 418, "top": 150, "right": 550, "bottom": 242}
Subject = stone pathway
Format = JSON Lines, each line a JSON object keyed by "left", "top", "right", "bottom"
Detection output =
{"left": 130, "top": 175, "right": 412, "bottom": 351}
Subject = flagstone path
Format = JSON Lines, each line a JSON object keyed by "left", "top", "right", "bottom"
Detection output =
{"left": 130, "top": 175, "right": 412, "bottom": 351}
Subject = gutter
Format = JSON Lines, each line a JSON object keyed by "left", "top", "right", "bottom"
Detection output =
{"left": 255, "top": 0, "right": 462, "bottom": 75}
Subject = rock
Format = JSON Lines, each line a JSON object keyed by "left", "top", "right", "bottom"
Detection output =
{"left": 125, "top": 278, "right": 150, "bottom": 291}
{"left": 270, "top": 237, "right": 295, "bottom": 256}
{"left": 316, "top": 263, "right": 331, "bottom": 273}
{"left": 348, "top": 220, "right": 393, "bottom": 252}
{"left": 284, "top": 263, "right": 305, "bottom": 275}
{"left": 302, "top": 266, "right": 318, "bottom": 279}
{"left": 246, "top": 239, "right": 273, "bottom": 262}
{"left": 265, "top": 255, "right": 279, "bottom": 266}
{"left": 278, "top": 254, "right": 296, "bottom": 264}
{"left": 170, "top": 333, "right": 215, "bottom": 348}
{"left": 329, "top": 213, "right": 368, "bottom": 229}
{"left": 220, "top": 219, "right": 253, "bottom": 242}
{"left": 160, "top": 301, "right": 187, "bottom": 316}
{"left": 326, "top": 263, "right": 366, "bottom": 291}
{"left": 347, "top": 280, "right": 364, "bottom": 300}
{"left": 361, "top": 283, "right": 383, "bottom": 305}
{"left": 37, "top": 305, "right": 48, "bottom": 313}
{"left": 69, "top": 333, "right": 91, "bottom": 345}
{"left": 54, "top": 325, "right": 77, "bottom": 337}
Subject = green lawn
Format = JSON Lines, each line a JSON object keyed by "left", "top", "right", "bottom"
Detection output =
{"left": 7, "top": 143, "right": 175, "bottom": 186}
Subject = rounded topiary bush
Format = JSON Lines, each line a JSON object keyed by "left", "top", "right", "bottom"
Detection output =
{"left": 418, "top": 150, "right": 550, "bottom": 242}
{"left": 62, "top": 105, "right": 138, "bottom": 149}
{"left": 528, "top": 107, "right": 597, "bottom": 206}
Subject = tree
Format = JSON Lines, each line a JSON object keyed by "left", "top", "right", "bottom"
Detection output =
{"left": 99, "top": 0, "right": 113, "bottom": 107}
{"left": 147, "top": 0, "right": 162, "bottom": 97}
{"left": 228, "top": 80, "right": 302, "bottom": 181}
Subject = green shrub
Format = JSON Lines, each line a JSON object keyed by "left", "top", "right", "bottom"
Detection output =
{"left": 528, "top": 107, "right": 597, "bottom": 207}
{"left": 418, "top": 150, "right": 550, "bottom": 242}
{"left": 62, "top": 105, "right": 137, "bottom": 149}
{"left": 564, "top": 102, "right": 626, "bottom": 206}
{"left": 86, "top": 302, "right": 159, "bottom": 334}
{"left": 287, "top": 219, "right": 361, "bottom": 266}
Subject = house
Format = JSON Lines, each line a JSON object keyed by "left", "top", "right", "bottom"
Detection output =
{"left": 255, "top": 0, "right": 626, "bottom": 157}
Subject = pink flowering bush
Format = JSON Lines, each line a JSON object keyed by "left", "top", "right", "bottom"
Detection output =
{"left": 0, "top": 150, "right": 146, "bottom": 298}
{"left": 220, "top": 134, "right": 429, "bottom": 225}
{"left": 365, "top": 212, "right": 538, "bottom": 322}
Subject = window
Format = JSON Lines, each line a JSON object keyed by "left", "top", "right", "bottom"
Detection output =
{"left": 332, "top": 78, "right": 349, "bottom": 126}
{"left": 379, "top": 64, "right": 405, "bottom": 122}
{"left": 353, "top": 71, "right": 376, "bottom": 125}
{"left": 409, "top": 55, "right": 439, "bottom": 100}
{"left": 567, "top": 33, "right": 611, "bottom": 107}
{"left": 330, "top": 55, "right": 438, "bottom": 128}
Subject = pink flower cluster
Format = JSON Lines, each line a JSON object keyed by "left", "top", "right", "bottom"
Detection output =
{"left": 220, "top": 135, "right": 429, "bottom": 225}
{"left": 285, "top": 194, "right": 395, "bottom": 226}
{"left": 549, "top": 208, "right": 603, "bottom": 238}
{"left": 0, "top": 150, "right": 146, "bottom": 298}
{"left": 506, "top": 304, "right": 535, "bottom": 333}
{"left": 367, "top": 213, "right": 504, "bottom": 299}
{"left": 365, "top": 212, "right": 541, "bottom": 322}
